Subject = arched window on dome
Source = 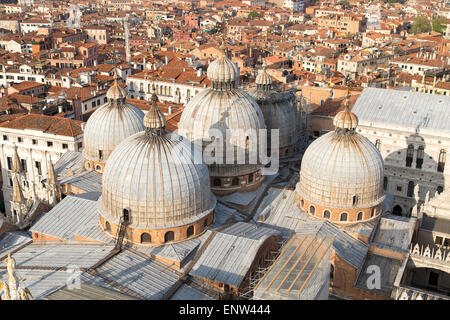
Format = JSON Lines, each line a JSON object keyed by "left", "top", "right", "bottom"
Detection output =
{"left": 187, "top": 226, "right": 194, "bottom": 238}
{"left": 330, "top": 264, "right": 334, "bottom": 281}
{"left": 406, "top": 144, "right": 414, "bottom": 167}
{"left": 204, "top": 219, "right": 208, "bottom": 228}
{"left": 340, "top": 213, "right": 348, "bottom": 222}
{"left": 383, "top": 176, "right": 388, "bottom": 190}
{"left": 323, "top": 210, "right": 331, "bottom": 219}
{"left": 248, "top": 173, "right": 254, "bottom": 183}
{"left": 357, "top": 212, "right": 363, "bottom": 221}
{"left": 300, "top": 199, "right": 304, "bottom": 208}
{"left": 141, "top": 233, "right": 151, "bottom": 243}
{"left": 371, "top": 207, "right": 375, "bottom": 217}
{"left": 232, "top": 177, "right": 239, "bottom": 186}
{"left": 407, "top": 181, "right": 414, "bottom": 197}
{"left": 352, "top": 195, "right": 358, "bottom": 206}
{"left": 105, "top": 221, "right": 111, "bottom": 232}
{"left": 309, "top": 206, "right": 315, "bottom": 215}
{"left": 213, "top": 178, "right": 221, "bottom": 187}
{"left": 164, "top": 231, "right": 174, "bottom": 243}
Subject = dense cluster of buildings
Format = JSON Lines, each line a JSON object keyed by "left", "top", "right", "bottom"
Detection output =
{"left": 0, "top": 0, "right": 448, "bottom": 301}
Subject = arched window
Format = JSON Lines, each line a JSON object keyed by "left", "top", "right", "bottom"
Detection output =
{"left": 352, "top": 195, "right": 358, "bottom": 206}
{"left": 393, "top": 205, "right": 402, "bottom": 216}
{"left": 141, "top": 233, "right": 151, "bottom": 243}
{"left": 416, "top": 146, "right": 424, "bottom": 169}
{"left": 357, "top": 212, "right": 363, "bottom": 221}
{"left": 323, "top": 210, "right": 331, "bottom": 219}
{"left": 139, "top": 82, "right": 143, "bottom": 92}
{"left": 340, "top": 212, "right": 348, "bottom": 222}
{"left": 438, "top": 149, "right": 446, "bottom": 173}
{"left": 407, "top": 181, "right": 414, "bottom": 197}
{"left": 105, "top": 221, "right": 111, "bottom": 232}
{"left": 406, "top": 144, "right": 414, "bottom": 167}
{"left": 248, "top": 173, "right": 254, "bottom": 183}
{"left": 204, "top": 219, "right": 208, "bottom": 228}
{"left": 371, "top": 207, "right": 375, "bottom": 217}
{"left": 232, "top": 177, "right": 239, "bottom": 186}
{"left": 300, "top": 199, "right": 304, "bottom": 208}
{"left": 383, "top": 176, "right": 388, "bottom": 190}
{"left": 187, "top": 226, "right": 194, "bottom": 238}
{"left": 330, "top": 264, "right": 334, "bottom": 280}
{"left": 164, "top": 231, "right": 174, "bottom": 243}
{"left": 213, "top": 178, "right": 221, "bottom": 187}
{"left": 437, "top": 186, "right": 444, "bottom": 194}
{"left": 309, "top": 206, "right": 315, "bottom": 214}
{"left": 375, "top": 139, "right": 381, "bottom": 151}
{"left": 95, "top": 165, "right": 102, "bottom": 172}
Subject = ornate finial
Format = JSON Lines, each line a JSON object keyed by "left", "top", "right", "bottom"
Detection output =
{"left": 219, "top": 12, "right": 228, "bottom": 52}
{"left": 12, "top": 144, "right": 22, "bottom": 174}
{"left": 12, "top": 175, "right": 25, "bottom": 204}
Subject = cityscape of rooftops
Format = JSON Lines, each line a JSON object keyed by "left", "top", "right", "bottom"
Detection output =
{"left": 0, "top": 0, "right": 448, "bottom": 310}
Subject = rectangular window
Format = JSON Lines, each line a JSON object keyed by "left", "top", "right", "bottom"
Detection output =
{"left": 35, "top": 161, "right": 41, "bottom": 175}
{"left": 62, "top": 143, "right": 68, "bottom": 149}
{"left": 32, "top": 139, "right": 37, "bottom": 145}
{"left": 47, "top": 141, "right": 53, "bottom": 147}
{"left": 18, "top": 137, "right": 22, "bottom": 143}
{"left": 435, "top": 236, "right": 443, "bottom": 246}
{"left": 6, "top": 156, "right": 12, "bottom": 170}
{"left": 396, "top": 186, "right": 402, "bottom": 192}
{"left": 20, "top": 159, "right": 26, "bottom": 173}
{"left": 3, "top": 135, "right": 7, "bottom": 141}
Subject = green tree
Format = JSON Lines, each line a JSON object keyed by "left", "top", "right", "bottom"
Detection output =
{"left": 410, "top": 16, "right": 431, "bottom": 34}
{"left": 248, "top": 10, "right": 259, "bottom": 19}
{"left": 432, "top": 16, "right": 447, "bottom": 33}
{"left": 336, "top": 0, "right": 350, "bottom": 9}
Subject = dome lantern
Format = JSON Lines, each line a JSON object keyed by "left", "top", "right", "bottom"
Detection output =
{"left": 144, "top": 93, "right": 166, "bottom": 135}
{"left": 106, "top": 68, "right": 127, "bottom": 104}
{"left": 333, "top": 96, "right": 358, "bottom": 132}
{"left": 256, "top": 61, "right": 272, "bottom": 92}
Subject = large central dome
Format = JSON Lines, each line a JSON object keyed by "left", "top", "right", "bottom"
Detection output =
{"left": 99, "top": 94, "right": 216, "bottom": 245}
{"left": 177, "top": 43, "right": 266, "bottom": 195}
{"left": 296, "top": 99, "right": 385, "bottom": 223}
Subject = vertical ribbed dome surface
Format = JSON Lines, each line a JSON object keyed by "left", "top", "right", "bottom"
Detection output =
{"left": 298, "top": 132, "right": 385, "bottom": 209}
{"left": 207, "top": 55, "right": 240, "bottom": 84}
{"left": 178, "top": 87, "right": 266, "bottom": 176}
{"left": 101, "top": 131, "right": 216, "bottom": 228}
{"left": 83, "top": 104, "right": 145, "bottom": 162}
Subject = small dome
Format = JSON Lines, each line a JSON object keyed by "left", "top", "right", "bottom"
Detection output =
{"left": 101, "top": 128, "right": 215, "bottom": 229}
{"left": 206, "top": 49, "right": 240, "bottom": 86}
{"left": 143, "top": 94, "right": 166, "bottom": 130}
{"left": 255, "top": 63, "right": 272, "bottom": 87}
{"left": 333, "top": 107, "right": 358, "bottom": 130}
{"left": 106, "top": 69, "right": 127, "bottom": 101}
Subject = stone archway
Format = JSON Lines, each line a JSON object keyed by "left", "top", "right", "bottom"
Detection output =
{"left": 393, "top": 205, "right": 403, "bottom": 216}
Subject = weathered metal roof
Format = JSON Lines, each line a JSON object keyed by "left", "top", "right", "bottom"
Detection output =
{"left": 352, "top": 88, "right": 450, "bottom": 134}
{"left": 95, "top": 249, "right": 181, "bottom": 300}
{"left": 42, "top": 283, "right": 138, "bottom": 300}
{"left": 189, "top": 223, "right": 279, "bottom": 287}
{"left": 170, "top": 284, "right": 213, "bottom": 300}
{"left": 0, "top": 243, "right": 113, "bottom": 269}
{"left": 354, "top": 253, "right": 403, "bottom": 297}
{"left": 54, "top": 150, "right": 84, "bottom": 177}
{"left": 254, "top": 234, "right": 333, "bottom": 300}
{"left": 421, "top": 215, "right": 450, "bottom": 235}
{"left": 0, "top": 231, "right": 32, "bottom": 258}
{"left": 29, "top": 195, "right": 111, "bottom": 243}
{"left": 59, "top": 170, "right": 103, "bottom": 193}
{"left": 133, "top": 238, "right": 201, "bottom": 264}
{"left": 373, "top": 215, "right": 416, "bottom": 252}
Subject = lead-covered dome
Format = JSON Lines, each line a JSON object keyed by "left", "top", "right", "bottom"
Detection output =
{"left": 83, "top": 70, "right": 145, "bottom": 172}
{"left": 178, "top": 45, "right": 266, "bottom": 194}
{"left": 249, "top": 63, "right": 297, "bottom": 158}
{"left": 207, "top": 44, "right": 240, "bottom": 88}
{"left": 296, "top": 102, "right": 385, "bottom": 223}
{"left": 100, "top": 94, "right": 216, "bottom": 245}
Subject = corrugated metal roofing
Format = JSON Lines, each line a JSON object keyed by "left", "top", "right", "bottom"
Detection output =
{"left": 189, "top": 223, "right": 279, "bottom": 287}
{"left": 29, "top": 195, "right": 111, "bottom": 244}
{"left": 133, "top": 239, "right": 201, "bottom": 263}
{"left": 0, "top": 231, "right": 32, "bottom": 258}
{"left": 59, "top": 170, "right": 102, "bottom": 193}
{"left": 0, "top": 243, "right": 113, "bottom": 269}
{"left": 352, "top": 88, "right": 450, "bottom": 133}
{"left": 54, "top": 150, "right": 85, "bottom": 177}
{"left": 42, "top": 283, "right": 138, "bottom": 300}
{"left": 170, "top": 284, "right": 213, "bottom": 300}
{"left": 95, "top": 249, "right": 181, "bottom": 300}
